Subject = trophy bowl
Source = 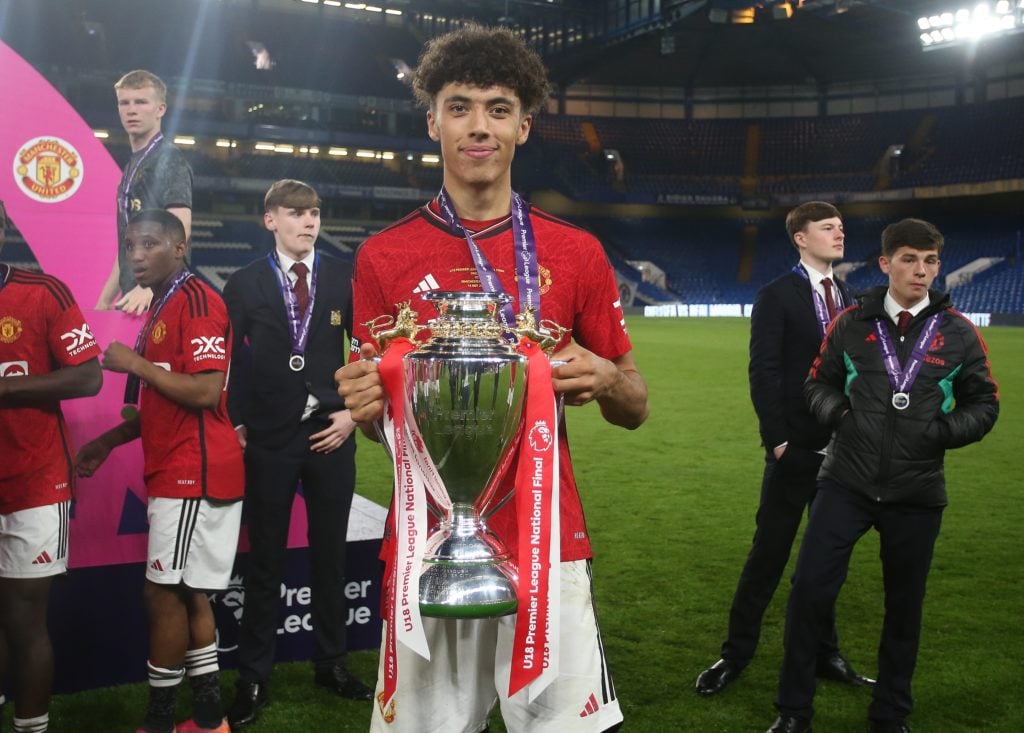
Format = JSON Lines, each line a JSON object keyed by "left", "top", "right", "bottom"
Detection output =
{"left": 404, "top": 291, "right": 527, "bottom": 618}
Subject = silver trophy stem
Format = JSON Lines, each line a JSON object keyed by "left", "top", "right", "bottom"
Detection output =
{"left": 418, "top": 502, "right": 518, "bottom": 618}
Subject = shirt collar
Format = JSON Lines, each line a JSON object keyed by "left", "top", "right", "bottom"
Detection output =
{"left": 884, "top": 289, "right": 930, "bottom": 324}
{"left": 799, "top": 259, "right": 834, "bottom": 287}
{"left": 275, "top": 247, "right": 315, "bottom": 272}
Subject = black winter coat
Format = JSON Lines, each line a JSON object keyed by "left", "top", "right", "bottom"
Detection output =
{"left": 805, "top": 286, "right": 999, "bottom": 507}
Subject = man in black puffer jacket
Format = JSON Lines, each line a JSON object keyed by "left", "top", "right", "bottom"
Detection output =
{"left": 766, "top": 219, "right": 1000, "bottom": 733}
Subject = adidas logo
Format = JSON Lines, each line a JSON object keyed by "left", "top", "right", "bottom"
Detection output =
{"left": 579, "top": 692, "right": 599, "bottom": 718}
{"left": 865, "top": 332, "right": 877, "bottom": 342}
{"left": 150, "top": 559, "right": 164, "bottom": 572}
{"left": 412, "top": 274, "right": 440, "bottom": 294}
{"left": 32, "top": 550, "right": 53, "bottom": 565}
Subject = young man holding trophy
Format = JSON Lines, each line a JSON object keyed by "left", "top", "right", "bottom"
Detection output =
{"left": 337, "top": 25, "right": 648, "bottom": 733}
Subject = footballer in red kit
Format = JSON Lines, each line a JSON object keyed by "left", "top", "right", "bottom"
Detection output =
{"left": 337, "top": 26, "right": 648, "bottom": 733}
{"left": 136, "top": 275, "right": 243, "bottom": 501}
{"left": 0, "top": 198, "right": 103, "bottom": 733}
{"left": 0, "top": 269, "right": 102, "bottom": 513}
{"left": 76, "top": 210, "right": 241, "bottom": 733}
{"left": 351, "top": 200, "right": 633, "bottom": 563}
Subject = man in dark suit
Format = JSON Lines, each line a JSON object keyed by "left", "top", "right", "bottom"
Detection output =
{"left": 223, "top": 180, "right": 372, "bottom": 728}
{"left": 695, "top": 201, "right": 872, "bottom": 696}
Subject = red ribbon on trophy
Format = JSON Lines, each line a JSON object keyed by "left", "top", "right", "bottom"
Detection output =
{"left": 376, "top": 336, "right": 426, "bottom": 718}
{"left": 508, "top": 338, "right": 561, "bottom": 699}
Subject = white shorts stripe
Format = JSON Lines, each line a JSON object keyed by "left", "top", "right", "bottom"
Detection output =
{"left": 57, "top": 501, "right": 70, "bottom": 561}
{"left": 172, "top": 498, "right": 201, "bottom": 570}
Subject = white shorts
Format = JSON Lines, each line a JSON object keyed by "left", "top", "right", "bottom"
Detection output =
{"left": 370, "top": 559, "right": 623, "bottom": 733}
{"left": 146, "top": 497, "right": 242, "bottom": 591}
{"left": 0, "top": 501, "right": 70, "bottom": 579}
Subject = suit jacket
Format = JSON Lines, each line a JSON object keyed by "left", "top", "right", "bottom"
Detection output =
{"left": 224, "top": 251, "right": 353, "bottom": 450}
{"left": 748, "top": 268, "right": 852, "bottom": 455}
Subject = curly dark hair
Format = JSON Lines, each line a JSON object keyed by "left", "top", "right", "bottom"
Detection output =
{"left": 412, "top": 25, "right": 551, "bottom": 114}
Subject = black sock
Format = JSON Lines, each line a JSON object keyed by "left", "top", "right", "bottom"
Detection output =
{"left": 143, "top": 661, "right": 183, "bottom": 733}
{"left": 185, "top": 643, "right": 222, "bottom": 727}
{"left": 190, "top": 671, "right": 223, "bottom": 728}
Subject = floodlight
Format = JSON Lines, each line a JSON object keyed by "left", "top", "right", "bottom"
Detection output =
{"left": 920, "top": 0, "right": 1024, "bottom": 49}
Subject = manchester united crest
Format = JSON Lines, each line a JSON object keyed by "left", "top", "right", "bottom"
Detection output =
{"left": 0, "top": 316, "right": 23, "bottom": 343}
{"left": 152, "top": 320, "right": 167, "bottom": 344}
{"left": 13, "top": 136, "right": 84, "bottom": 204}
{"left": 514, "top": 264, "right": 553, "bottom": 295}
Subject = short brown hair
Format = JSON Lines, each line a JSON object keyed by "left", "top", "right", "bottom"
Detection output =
{"left": 264, "top": 179, "right": 321, "bottom": 213}
{"left": 413, "top": 25, "right": 551, "bottom": 115}
{"left": 785, "top": 201, "right": 842, "bottom": 248}
{"left": 114, "top": 70, "right": 167, "bottom": 103}
{"left": 881, "top": 218, "right": 944, "bottom": 259}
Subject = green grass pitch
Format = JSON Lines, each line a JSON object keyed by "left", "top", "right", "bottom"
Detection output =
{"left": 43, "top": 317, "right": 1023, "bottom": 731}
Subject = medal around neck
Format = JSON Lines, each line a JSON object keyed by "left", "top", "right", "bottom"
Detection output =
{"left": 289, "top": 354, "right": 305, "bottom": 371}
{"left": 370, "top": 291, "right": 565, "bottom": 619}
{"left": 892, "top": 392, "right": 910, "bottom": 410}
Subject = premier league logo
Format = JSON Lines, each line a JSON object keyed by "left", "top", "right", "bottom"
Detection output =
{"left": 528, "top": 419, "right": 554, "bottom": 453}
{"left": 209, "top": 573, "right": 246, "bottom": 653}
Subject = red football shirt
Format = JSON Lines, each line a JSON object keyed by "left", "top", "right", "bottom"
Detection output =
{"left": 138, "top": 275, "right": 243, "bottom": 501}
{"left": 0, "top": 267, "right": 101, "bottom": 513}
{"left": 352, "top": 201, "right": 633, "bottom": 561}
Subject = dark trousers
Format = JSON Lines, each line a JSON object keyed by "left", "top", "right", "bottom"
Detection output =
{"left": 237, "top": 420, "right": 357, "bottom": 684}
{"left": 722, "top": 448, "right": 838, "bottom": 666}
{"left": 775, "top": 479, "right": 943, "bottom": 722}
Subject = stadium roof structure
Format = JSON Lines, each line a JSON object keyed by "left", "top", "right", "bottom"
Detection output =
{"left": 390, "top": 0, "right": 1024, "bottom": 89}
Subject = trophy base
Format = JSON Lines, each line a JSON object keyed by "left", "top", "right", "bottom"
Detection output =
{"left": 419, "top": 561, "right": 518, "bottom": 619}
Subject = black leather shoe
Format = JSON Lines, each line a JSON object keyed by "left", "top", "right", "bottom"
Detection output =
{"left": 227, "top": 681, "right": 269, "bottom": 728}
{"left": 816, "top": 654, "right": 875, "bottom": 686}
{"left": 314, "top": 664, "right": 374, "bottom": 700}
{"left": 766, "top": 715, "right": 812, "bottom": 732}
{"left": 869, "top": 719, "right": 910, "bottom": 733}
{"left": 694, "top": 658, "right": 744, "bottom": 695}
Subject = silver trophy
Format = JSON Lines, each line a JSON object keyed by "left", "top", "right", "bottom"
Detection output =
{"left": 369, "top": 291, "right": 566, "bottom": 619}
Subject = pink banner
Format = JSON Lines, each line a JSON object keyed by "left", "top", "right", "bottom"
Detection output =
{"left": 0, "top": 41, "right": 310, "bottom": 568}
{"left": 0, "top": 41, "right": 118, "bottom": 303}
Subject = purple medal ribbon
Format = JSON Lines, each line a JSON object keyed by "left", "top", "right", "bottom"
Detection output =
{"left": 872, "top": 311, "right": 944, "bottom": 410}
{"left": 120, "top": 133, "right": 165, "bottom": 225}
{"left": 793, "top": 263, "right": 842, "bottom": 339}
{"left": 437, "top": 187, "right": 541, "bottom": 338}
{"left": 267, "top": 251, "right": 318, "bottom": 369}
{"left": 123, "top": 267, "right": 193, "bottom": 415}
